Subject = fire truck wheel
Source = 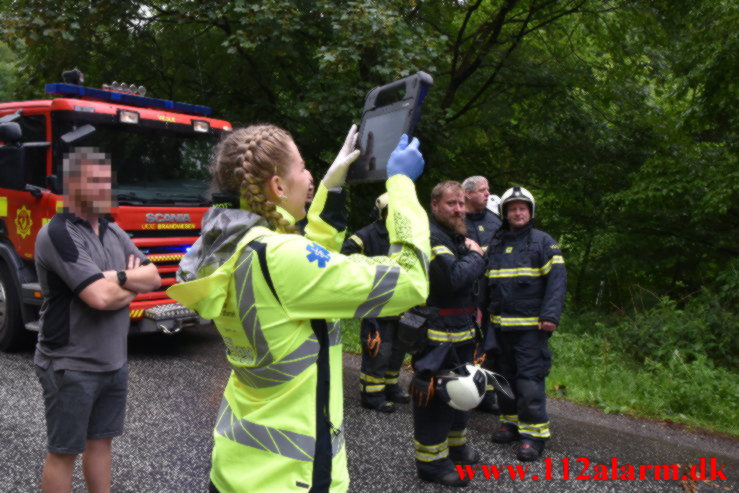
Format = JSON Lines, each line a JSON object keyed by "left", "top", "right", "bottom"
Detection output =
{"left": 0, "top": 261, "right": 29, "bottom": 352}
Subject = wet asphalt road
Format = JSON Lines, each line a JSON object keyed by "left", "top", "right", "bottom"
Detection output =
{"left": 1, "top": 324, "right": 737, "bottom": 493}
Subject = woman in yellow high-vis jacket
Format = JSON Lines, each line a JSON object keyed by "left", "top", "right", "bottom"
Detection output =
{"left": 167, "top": 124, "right": 429, "bottom": 493}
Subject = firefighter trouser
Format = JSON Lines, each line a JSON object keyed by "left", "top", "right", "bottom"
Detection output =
{"left": 491, "top": 328, "right": 552, "bottom": 440}
{"left": 412, "top": 342, "right": 475, "bottom": 475}
{"left": 359, "top": 318, "right": 405, "bottom": 400}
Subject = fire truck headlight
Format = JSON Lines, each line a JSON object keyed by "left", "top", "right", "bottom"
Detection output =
{"left": 192, "top": 120, "right": 210, "bottom": 133}
{"left": 118, "top": 110, "right": 140, "bottom": 124}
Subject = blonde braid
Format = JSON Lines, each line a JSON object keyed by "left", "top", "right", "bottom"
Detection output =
{"left": 211, "top": 125, "right": 297, "bottom": 233}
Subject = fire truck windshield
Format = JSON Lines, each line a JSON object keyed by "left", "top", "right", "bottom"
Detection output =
{"left": 54, "top": 116, "right": 221, "bottom": 206}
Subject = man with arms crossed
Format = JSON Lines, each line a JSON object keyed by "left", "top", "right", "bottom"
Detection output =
{"left": 34, "top": 148, "right": 160, "bottom": 493}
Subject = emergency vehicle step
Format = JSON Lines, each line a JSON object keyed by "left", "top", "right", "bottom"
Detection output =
{"left": 144, "top": 302, "right": 198, "bottom": 321}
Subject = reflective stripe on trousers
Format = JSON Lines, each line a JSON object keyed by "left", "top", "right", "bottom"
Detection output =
{"left": 518, "top": 421, "right": 551, "bottom": 439}
{"left": 414, "top": 439, "right": 448, "bottom": 462}
{"left": 215, "top": 399, "right": 345, "bottom": 461}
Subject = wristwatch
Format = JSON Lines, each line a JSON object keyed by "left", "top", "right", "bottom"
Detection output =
{"left": 116, "top": 270, "right": 127, "bottom": 286}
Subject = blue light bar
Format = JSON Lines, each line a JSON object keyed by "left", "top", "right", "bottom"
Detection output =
{"left": 45, "top": 83, "right": 213, "bottom": 117}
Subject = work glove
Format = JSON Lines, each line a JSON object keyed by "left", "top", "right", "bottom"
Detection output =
{"left": 386, "top": 134, "right": 424, "bottom": 181}
{"left": 321, "top": 124, "right": 361, "bottom": 189}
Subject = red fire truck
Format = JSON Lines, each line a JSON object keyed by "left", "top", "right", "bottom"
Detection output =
{"left": 0, "top": 72, "right": 232, "bottom": 351}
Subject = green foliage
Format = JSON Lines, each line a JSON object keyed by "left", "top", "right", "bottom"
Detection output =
{"left": 340, "top": 318, "right": 362, "bottom": 355}
{"left": 0, "top": 41, "right": 18, "bottom": 99}
{"left": 3, "top": 1, "right": 737, "bottom": 412}
{"left": 563, "top": 264, "right": 738, "bottom": 369}
{"left": 550, "top": 326, "right": 739, "bottom": 436}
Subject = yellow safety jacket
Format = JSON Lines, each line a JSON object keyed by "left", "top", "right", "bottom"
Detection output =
{"left": 167, "top": 175, "right": 429, "bottom": 493}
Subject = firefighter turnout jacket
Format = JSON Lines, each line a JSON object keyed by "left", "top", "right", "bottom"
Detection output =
{"left": 484, "top": 222, "right": 566, "bottom": 331}
{"left": 342, "top": 220, "right": 389, "bottom": 257}
{"left": 465, "top": 209, "right": 501, "bottom": 251}
{"left": 167, "top": 175, "right": 430, "bottom": 493}
{"left": 424, "top": 218, "right": 486, "bottom": 351}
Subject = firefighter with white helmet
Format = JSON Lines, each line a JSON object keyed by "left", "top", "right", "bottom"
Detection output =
{"left": 482, "top": 185, "right": 567, "bottom": 461}
{"left": 341, "top": 192, "right": 411, "bottom": 413}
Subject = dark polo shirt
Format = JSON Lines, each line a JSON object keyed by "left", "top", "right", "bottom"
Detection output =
{"left": 33, "top": 213, "right": 149, "bottom": 372}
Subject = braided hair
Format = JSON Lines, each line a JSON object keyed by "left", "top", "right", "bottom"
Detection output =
{"left": 211, "top": 124, "right": 297, "bottom": 233}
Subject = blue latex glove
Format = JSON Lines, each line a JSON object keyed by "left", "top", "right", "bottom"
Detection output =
{"left": 386, "top": 134, "right": 424, "bottom": 181}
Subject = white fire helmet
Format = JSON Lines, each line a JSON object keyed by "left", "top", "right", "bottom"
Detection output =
{"left": 435, "top": 364, "right": 487, "bottom": 411}
{"left": 500, "top": 186, "right": 536, "bottom": 219}
{"left": 486, "top": 194, "right": 502, "bottom": 217}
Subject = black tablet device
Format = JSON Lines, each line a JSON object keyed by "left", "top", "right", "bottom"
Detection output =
{"left": 347, "top": 71, "right": 433, "bottom": 184}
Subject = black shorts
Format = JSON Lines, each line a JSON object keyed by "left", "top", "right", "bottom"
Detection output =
{"left": 36, "top": 363, "right": 128, "bottom": 455}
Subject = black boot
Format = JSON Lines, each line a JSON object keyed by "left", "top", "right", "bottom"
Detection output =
{"left": 360, "top": 393, "right": 395, "bottom": 413}
{"left": 449, "top": 445, "right": 481, "bottom": 465}
{"left": 517, "top": 438, "right": 545, "bottom": 462}
{"left": 475, "top": 391, "right": 500, "bottom": 414}
{"left": 417, "top": 459, "right": 470, "bottom": 487}
{"left": 385, "top": 384, "right": 411, "bottom": 404}
{"left": 491, "top": 423, "right": 519, "bottom": 443}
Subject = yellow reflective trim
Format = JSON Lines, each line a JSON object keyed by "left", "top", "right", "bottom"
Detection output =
{"left": 487, "top": 267, "right": 542, "bottom": 278}
{"left": 414, "top": 440, "right": 448, "bottom": 452}
{"left": 0, "top": 197, "right": 7, "bottom": 217}
{"left": 487, "top": 255, "right": 565, "bottom": 278}
{"left": 384, "top": 377, "right": 399, "bottom": 384}
{"left": 415, "top": 449, "right": 449, "bottom": 462}
{"left": 427, "top": 328, "right": 475, "bottom": 343}
{"left": 540, "top": 255, "right": 565, "bottom": 275}
{"left": 360, "top": 372, "right": 385, "bottom": 384}
{"left": 361, "top": 384, "right": 385, "bottom": 393}
{"left": 518, "top": 421, "right": 551, "bottom": 438}
{"left": 348, "top": 234, "right": 364, "bottom": 251}
{"left": 491, "top": 315, "right": 539, "bottom": 327}
{"left": 42, "top": 218, "right": 51, "bottom": 226}
{"left": 430, "top": 245, "right": 453, "bottom": 261}
{"left": 448, "top": 437, "right": 466, "bottom": 446}
{"left": 500, "top": 414, "right": 518, "bottom": 425}
{"left": 56, "top": 201, "right": 64, "bottom": 213}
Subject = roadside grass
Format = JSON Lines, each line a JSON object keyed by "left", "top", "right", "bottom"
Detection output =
{"left": 548, "top": 331, "right": 739, "bottom": 437}
{"left": 341, "top": 318, "right": 362, "bottom": 355}
{"left": 340, "top": 315, "right": 739, "bottom": 437}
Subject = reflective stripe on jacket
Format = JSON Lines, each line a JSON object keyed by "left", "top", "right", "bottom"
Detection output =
{"left": 484, "top": 222, "right": 566, "bottom": 331}
{"left": 168, "top": 175, "right": 429, "bottom": 492}
{"left": 425, "top": 218, "right": 485, "bottom": 344}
